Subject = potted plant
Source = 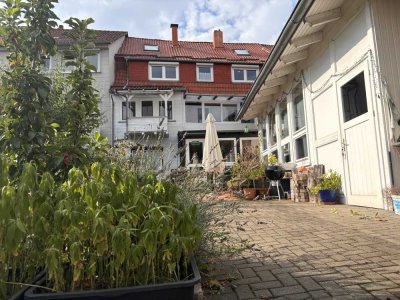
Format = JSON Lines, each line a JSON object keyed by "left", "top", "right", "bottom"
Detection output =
{"left": 21, "top": 162, "right": 201, "bottom": 300}
{"left": 232, "top": 147, "right": 265, "bottom": 200}
{"left": 311, "top": 171, "right": 342, "bottom": 204}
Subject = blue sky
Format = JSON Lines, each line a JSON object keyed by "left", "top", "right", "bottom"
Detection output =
{"left": 54, "top": 0, "right": 296, "bottom": 45}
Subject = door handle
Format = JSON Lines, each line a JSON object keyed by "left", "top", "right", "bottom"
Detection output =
{"left": 341, "top": 139, "right": 348, "bottom": 156}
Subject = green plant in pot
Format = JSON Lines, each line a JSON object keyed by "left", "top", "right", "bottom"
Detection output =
{"left": 311, "top": 171, "right": 341, "bottom": 204}
{"left": 232, "top": 147, "right": 265, "bottom": 200}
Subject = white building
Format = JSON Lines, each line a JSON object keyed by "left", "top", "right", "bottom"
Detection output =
{"left": 110, "top": 25, "right": 271, "bottom": 171}
{"left": 237, "top": 0, "right": 400, "bottom": 209}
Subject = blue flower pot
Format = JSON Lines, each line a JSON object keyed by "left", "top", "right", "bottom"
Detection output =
{"left": 319, "top": 190, "right": 337, "bottom": 203}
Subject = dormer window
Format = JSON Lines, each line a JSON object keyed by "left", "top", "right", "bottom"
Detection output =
{"left": 144, "top": 45, "right": 159, "bottom": 51}
{"left": 149, "top": 62, "right": 179, "bottom": 81}
{"left": 234, "top": 49, "right": 250, "bottom": 55}
{"left": 196, "top": 63, "right": 213, "bottom": 82}
{"left": 232, "top": 65, "right": 259, "bottom": 82}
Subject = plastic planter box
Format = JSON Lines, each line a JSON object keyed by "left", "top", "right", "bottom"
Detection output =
{"left": 24, "top": 257, "right": 200, "bottom": 300}
{"left": 7, "top": 270, "right": 45, "bottom": 300}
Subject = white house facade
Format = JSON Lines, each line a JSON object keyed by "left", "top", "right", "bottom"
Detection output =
{"left": 110, "top": 25, "right": 271, "bottom": 171}
{"left": 237, "top": 0, "right": 400, "bottom": 209}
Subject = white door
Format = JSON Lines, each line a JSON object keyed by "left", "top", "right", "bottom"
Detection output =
{"left": 337, "top": 63, "right": 383, "bottom": 208}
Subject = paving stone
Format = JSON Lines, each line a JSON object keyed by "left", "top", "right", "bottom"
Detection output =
{"left": 270, "top": 285, "right": 306, "bottom": 297}
{"left": 202, "top": 201, "right": 400, "bottom": 300}
{"left": 234, "top": 284, "right": 255, "bottom": 300}
{"left": 296, "top": 277, "right": 322, "bottom": 291}
{"left": 251, "top": 280, "right": 282, "bottom": 290}
{"left": 239, "top": 268, "right": 257, "bottom": 278}
{"left": 236, "top": 277, "right": 261, "bottom": 285}
{"left": 253, "top": 289, "right": 272, "bottom": 299}
{"left": 275, "top": 273, "right": 299, "bottom": 286}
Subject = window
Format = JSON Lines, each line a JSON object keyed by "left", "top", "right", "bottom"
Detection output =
{"left": 142, "top": 101, "right": 153, "bottom": 117}
{"left": 341, "top": 72, "right": 368, "bottom": 122}
{"left": 144, "top": 45, "right": 159, "bottom": 51}
{"left": 268, "top": 111, "right": 277, "bottom": 146}
{"left": 159, "top": 101, "right": 173, "bottom": 120}
{"left": 205, "top": 103, "right": 221, "bottom": 122}
{"left": 280, "top": 100, "right": 289, "bottom": 139}
{"left": 185, "top": 102, "right": 202, "bottom": 123}
{"left": 86, "top": 53, "right": 100, "bottom": 72}
{"left": 295, "top": 135, "right": 308, "bottom": 160}
{"left": 234, "top": 49, "right": 250, "bottom": 55}
{"left": 241, "top": 138, "right": 259, "bottom": 153}
{"left": 43, "top": 57, "right": 51, "bottom": 71}
{"left": 189, "top": 141, "right": 203, "bottom": 164}
{"left": 62, "top": 53, "right": 75, "bottom": 73}
{"left": 196, "top": 64, "right": 213, "bottom": 82}
{"left": 260, "top": 118, "right": 267, "bottom": 150}
{"left": 282, "top": 143, "right": 291, "bottom": 163}
{"left": 222, "top": 104, "right": 237, "bottom": 121}
{"left": 122, "top": 101, "right": 136, "bottom": 120}
{"left": 220, "top": 140, "right": 235, "bottom": 163}
{"left": 293, "top": 85, "right": 305, "bottom": 131}
{"left": 149, "top": 62, "right": 179, "bottom": 80}
{"left": 232, "top": 65, "right": 259, "bottom": 82}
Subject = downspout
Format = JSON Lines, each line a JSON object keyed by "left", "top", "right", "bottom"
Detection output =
{"left": 235, "top": 0, "right": 314, "bottom": 120}
{"left": 110, "top": 93, "right": 115, "bottom": 146}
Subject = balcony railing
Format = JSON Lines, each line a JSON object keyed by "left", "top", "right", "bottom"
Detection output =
{"left": 127, "top": 116, "right": 168, "bottom": 134}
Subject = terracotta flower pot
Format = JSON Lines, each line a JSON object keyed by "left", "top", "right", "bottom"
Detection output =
{"left": 243, "top": 188, "right": 257, "bottom": 200}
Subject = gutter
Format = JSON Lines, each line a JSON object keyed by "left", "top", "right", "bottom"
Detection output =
{"left": 235, "top": 0, "right": 315, "bottom": 121}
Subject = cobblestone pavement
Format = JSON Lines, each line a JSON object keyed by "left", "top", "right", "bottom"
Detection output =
{"left": 206, "top": 200, "right": 400, "bottom": 300}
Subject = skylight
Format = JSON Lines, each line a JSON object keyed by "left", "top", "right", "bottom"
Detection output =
{"left": 235, "top": 49, "right": 250, "bottom": 55}
{"left": 144, "top": 45, "right": 159, "bottom": 51}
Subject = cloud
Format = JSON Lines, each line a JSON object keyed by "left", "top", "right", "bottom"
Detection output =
{"left": 54, "top": 0, "right": 295, "bottom": 44}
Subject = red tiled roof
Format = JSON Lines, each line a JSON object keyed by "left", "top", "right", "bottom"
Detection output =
{"left": 117, "top": 37, "right": 271, "bottom": 64}
{"left": 50, "top": 28, "right": 127, "bottom": 46}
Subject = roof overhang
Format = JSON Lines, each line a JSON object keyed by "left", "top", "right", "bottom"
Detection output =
{"left": 236, "top": 0, "right": 351, "bottom": 121}
{"left": 183, "top": 93, "right": 245, "bottom": 102}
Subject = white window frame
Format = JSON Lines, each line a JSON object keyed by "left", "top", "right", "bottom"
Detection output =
{"left": 261, "top": 81, "right": 309, "bottom": 165}
{"left": 240, "top": 137, "right": 259, "bottom": 154}
{"left": 231, "top": 64, "right": 259, "bottom": 83}
{"left": 149, "top": 61, "right": 179, "bottom": 81}
{"left": 86, "top": 51, "right": 101, "bottom": 72}
{"left": 185, "top": 138, "right": 237, "bottom": 167}
{"left": 196, "top": 63, "right": 214, "bottom": 82}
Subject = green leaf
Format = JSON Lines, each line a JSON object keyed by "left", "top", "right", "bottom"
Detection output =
{"left": 50, "top": 122, "right": 60, "bottom": 128}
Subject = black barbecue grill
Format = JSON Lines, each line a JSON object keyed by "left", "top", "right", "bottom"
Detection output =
{"left": 265, "top": 165, "right": 285, "bottom": 180}
{"left": 264, "top": 165, "right": 285, "bottom": 200}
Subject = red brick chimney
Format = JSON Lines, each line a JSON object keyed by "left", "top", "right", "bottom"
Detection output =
{"left": 171, "top": 24, "right": 179, "bottom": 47}
{"left": 213, "top": 29, "right": 223, "bottom": 49}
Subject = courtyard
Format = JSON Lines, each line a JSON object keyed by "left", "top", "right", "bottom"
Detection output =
{"left": 205, "top": 200, "right": 400, "bottom": 299}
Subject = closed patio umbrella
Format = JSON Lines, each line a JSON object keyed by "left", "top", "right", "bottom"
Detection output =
{"left": 202, "top": 113, "right": 225, "bottom": 174}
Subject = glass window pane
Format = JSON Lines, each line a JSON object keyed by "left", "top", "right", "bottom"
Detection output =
{"left": 122, "top": 102, "right": 135, "bottom": 120}
{"left": 222, "top": 104, "right": 237, "bottom": 121}
{"left": 86, "top": 54, "right": 98, "bottom": 71}
{"left": 151, "top": 66, "right": 162, "bottom": 78}
{"left": 269, "top": 111, "right": 277, "bottom": 146}
{"left": 247, "top": 69, "right": 257, "bottom": 81}
{"left": 142, "top": 101, "right": 153, "bottom": 117}
{"left": 261, "top": 118, "right": 267, "bottom": 150}
{"left": 189, "top": 141, "right": 203, "bottom": 164}
{"left": 293, "top": 88, "right": 305, "bottom": 131}
{"left": 165, "top": 66, "right": 176, "bottom": 79}
{"left": 198, "top": 66, "right": 212, "bottom": 81}
{"left": 341, "top": 72, "right": 368, "bottom": 122}
{"left": 43, "top": 58, "right": 50, "bottom": 70}
{"left": 280, "top": 100, "right": 289, "bottom": 138}
{"left": 159, "top": 101, "right": 173, "bottom": 120}
{"left": 282, "top": 143, "right": 291, "bottom": 163}
{"left": 220, "top": 140, "right": 235, "bottom": 162}
{"left": 204, "top": 104, "right": 221, "bottom": 122}
{"left": 234, "top": 69, "right": 244, "bottom": 81}
{"left": 185, "top": 103, "right": 202, "bottom": 123}
{"left": 295, "top": 135, "right": 308, "bottom": 160}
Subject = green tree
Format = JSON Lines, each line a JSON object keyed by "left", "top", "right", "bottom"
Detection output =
{"left": 0, "top": 0, "right": 58, "bottom": 173}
